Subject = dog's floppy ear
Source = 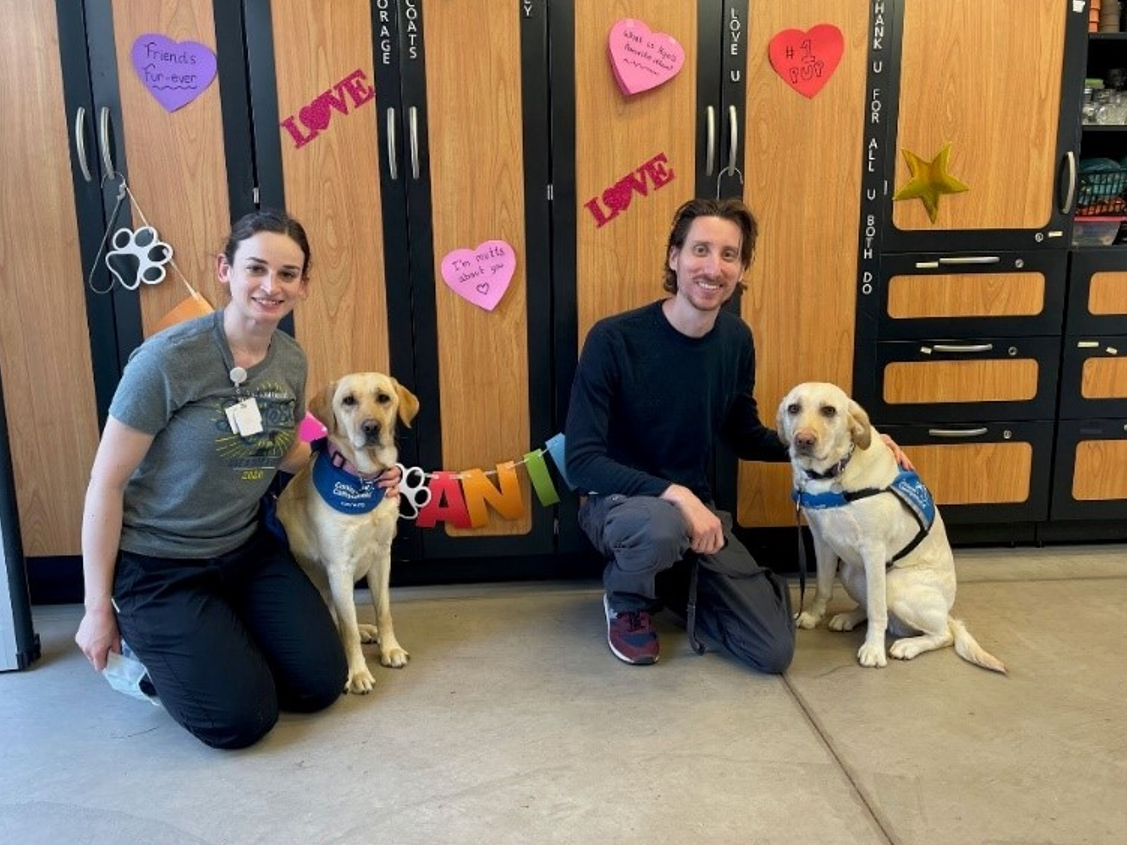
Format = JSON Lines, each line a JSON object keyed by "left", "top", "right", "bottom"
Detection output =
{"left": 307, "top": 381, "right": 337, "bottom": 434}
{"left": 775, "top": 400, "right": 791, "bottom": 446}
{"left": 394, "top": 380, "right": 420, "bottom": 428}
{"left": 848, "top": 399, "right": 872, "bottom": 449}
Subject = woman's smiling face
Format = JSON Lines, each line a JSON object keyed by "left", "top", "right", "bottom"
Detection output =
{"left": 218, "top": 231, "right": 308, "bottom": 325}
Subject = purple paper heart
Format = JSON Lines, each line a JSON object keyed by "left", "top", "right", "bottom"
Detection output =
{"left": 131, "top": 34, "right": 217, "bottom": 112}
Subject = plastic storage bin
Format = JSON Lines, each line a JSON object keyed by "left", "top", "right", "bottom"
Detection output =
{"left": 1072, "top": 216, "right": 1125, "bottom": 247}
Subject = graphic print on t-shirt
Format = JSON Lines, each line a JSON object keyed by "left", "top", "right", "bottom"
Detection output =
{"left": 214, "top": 380, "right": 297, "bottom": 481}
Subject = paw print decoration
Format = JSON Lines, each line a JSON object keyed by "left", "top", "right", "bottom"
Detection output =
{"left": 105, "top": 226, "right": 173, "bottom": 290}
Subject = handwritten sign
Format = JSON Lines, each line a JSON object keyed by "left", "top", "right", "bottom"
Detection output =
{"left": 440, "top": 240, "right": 517, "bottom": 311}
{"left": 767, "top": 24, "right": 844, "bottom": 99}
{"left": 280, "top": 69, "right": 376, "bottom": 149}
{"left": 607, "top": 19, "right": 685, "bottom": 96}
{"left": 583, "top": 152, "right": 675, "bottom": 228}
{"left": 131, "top": 34, "right": 217, "bottom": 112}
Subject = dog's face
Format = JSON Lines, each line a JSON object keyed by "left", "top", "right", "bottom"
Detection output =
{"left": 308, "top": 372, "right": 419, "bottom": 462}
{"left": 776, "top": 382, "right": 872, "bottom": 467}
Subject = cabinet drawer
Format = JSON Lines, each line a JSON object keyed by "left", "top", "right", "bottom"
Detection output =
{"left": 1059, "top": 336, "right": 1127, "bottom": 419}
{"left": 1051, "top": 419, "right": 1127, "bottom": 520}
{"left": 870, "top": 337, "right": 1061, "bottom": 423}
{"left": 1066, "top": 248, "right": 1127, "bottom": 336}
{"left": 878, "top": 252, "right": 1065, "bottom": 339}
{"left": 880, "top": 422, "right": 1052, "bottom": 524}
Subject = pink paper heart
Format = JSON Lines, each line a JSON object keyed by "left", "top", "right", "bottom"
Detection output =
{"left": 298, "top": 412, "right": 328, "bottom": 443}
{"left": 131, "top": 33, "right": 218, "bottom": 112}
{"left": 440, "top": 240, "right": 516, "bottom": 311}
{"left": 767, "top": 25, "right": 844, "bottom": 99}
{"left": 607, "top": 19, "right": 685, "bottom": 96}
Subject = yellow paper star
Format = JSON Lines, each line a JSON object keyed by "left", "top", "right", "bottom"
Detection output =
{"left": 892, "top": 143, "right": 969, "bottom": 223}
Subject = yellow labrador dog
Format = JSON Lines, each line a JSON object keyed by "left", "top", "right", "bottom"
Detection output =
{"left": 278, "top": 373, "right": 419, "bottom": 694}
{"left": 777, "top": 382, "right": 1005, "bottom": 673}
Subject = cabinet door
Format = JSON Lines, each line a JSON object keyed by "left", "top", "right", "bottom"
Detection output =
{"left": 735, "top": 0, "right": 872, "bottom": 529}
{"left": 1059, "top": 335, "right": 1127, "bottom": 419}
{"left": 882, "top": 0, "right": 1087, "bottom": 252}
{"left": 0, "top": 0, "right": 104, "bottom": 557}
{"left": 1066, "top": 248, "right": 1127, "bottom": 336}
{"left": 88, "top": 0, "right": 252, "bottom": 343}
{"left": 871, "top": 337, "right": 1061, "bottom": 424}
{"left": 1052, "top": 419, "right": 1127, "bottom": 520}
{"left": 246, "top": 0, "right": 405, "bottom": 391}
{"left": 874, "top": 251, "right": 1066, "bottom": 340}
{"left": 551, "top": 0, "right": 715, "bottom": 550}
{"left": 403, "top": 0, "right": 555, "bottom": 557}
{"left": 881, "top": 422, "right": 1053, "bottom": 524}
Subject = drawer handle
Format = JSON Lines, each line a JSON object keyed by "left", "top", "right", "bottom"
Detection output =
{"left": 929, "top": 343, "right": 994, "bottom": 354}
{"left": 408, "top": 106, "right": 420, "bottom": 180}
{"left": 927, "top": 428, "right": 989, "bottom": 438}
{"left": 937, "top": 256, "right": 1000, "bottom": 265}
{"left": 727, "top": 105, "right": 739, "bottom": 173}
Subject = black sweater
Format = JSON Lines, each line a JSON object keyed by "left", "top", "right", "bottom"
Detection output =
{"left": 565, "top": 300, "right": 788, "bottom": 502}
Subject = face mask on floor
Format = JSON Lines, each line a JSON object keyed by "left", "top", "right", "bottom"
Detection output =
{"left": 102, "top": 643, "right": 161, "bottom": 707}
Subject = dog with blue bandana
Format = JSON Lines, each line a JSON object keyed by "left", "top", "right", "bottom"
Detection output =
{"left": 777, "top": 382, "right": 1005, "bottom": 673}
{"left": 278, "top": 373, "right": 419, "bottom": 694}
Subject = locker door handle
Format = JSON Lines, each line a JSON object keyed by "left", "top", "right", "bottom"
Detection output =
{"left": 387, "top": 107, "right": 398, "bottom": 181}
{"left": 98, "top": 106, "right": 117, "bottom": 179}
{"left": 74, "top": 107, "right": 93, "bottom": 182}
{"left": 705, "top": 106, "right": 716, "bottom": 176}
{"left": 927, "top": 427, "right": 989, "bottom": 438}
{"left": 408, "top": 106, "right": 420, "bottom": 180}
{"left": 727, "top": 105, "right": 739, "bottom": 172}
{"left": 1059, "top": 150, "right": 1077, "bottom": 215}
{"left": 930, "top": 343, "right": 994, "bottom": 354}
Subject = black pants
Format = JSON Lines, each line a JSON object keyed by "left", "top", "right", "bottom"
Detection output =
{"left": 579, "top": 494, "right": 795, "bottom": 674}
{"left": 112, "top": 527, "right": 347, "bottom": 749}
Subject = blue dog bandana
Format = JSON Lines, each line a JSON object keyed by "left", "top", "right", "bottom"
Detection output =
{"left": 310, "top": 438, "right": 387, "bottom": 514}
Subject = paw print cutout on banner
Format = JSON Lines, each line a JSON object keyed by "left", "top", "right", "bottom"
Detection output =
{"left": 105, "top": 226, "right": 173, "bottom": 290}
{"left": 396, "top": 463, "right": 432, "bottom": 520}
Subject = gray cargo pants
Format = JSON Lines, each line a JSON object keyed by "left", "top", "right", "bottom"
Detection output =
{"left": 578, "top": 493, "right": 795, "bottom": 674}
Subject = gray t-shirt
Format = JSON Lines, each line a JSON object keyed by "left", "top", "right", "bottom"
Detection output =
{"left": 109, "top": 309, "right": 306, "bottom": 558}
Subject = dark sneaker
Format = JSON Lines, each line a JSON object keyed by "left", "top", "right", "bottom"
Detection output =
{"left": 603, "top": 594, "right": 659, "bottom": 665}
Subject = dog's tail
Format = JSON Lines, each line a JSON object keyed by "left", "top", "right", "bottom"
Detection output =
{"left": 949, "top": 618, "right": 1007, "bottom": 674}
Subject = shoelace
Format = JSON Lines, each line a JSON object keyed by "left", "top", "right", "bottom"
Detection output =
{"left": 620, "top": 610, "right": 650, "bottom": 632}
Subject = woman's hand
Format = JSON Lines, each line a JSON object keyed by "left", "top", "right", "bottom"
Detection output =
{"left": 881, "top": 434, "right": 915, "bottom": 471}
{"left": 75, "top": 599, "right": 120, "bottom": 673}
{"left": 378, "top": 465, "right": 402, "bottom": 501}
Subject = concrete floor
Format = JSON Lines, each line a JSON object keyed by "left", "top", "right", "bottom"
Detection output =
{"left": 2, "top": 544, "right": 1125, "bottom": 845}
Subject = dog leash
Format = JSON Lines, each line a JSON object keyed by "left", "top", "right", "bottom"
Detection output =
{"left": 685, "top": 559, "right": 706, "bottom": 655}
{"left": 794, "top": 494, "right": 808, "bottom": 615}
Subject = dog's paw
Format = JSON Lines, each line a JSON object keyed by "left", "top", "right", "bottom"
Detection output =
{"left": 857, "top": 642, "right": 887, "bottom": 668}
{"left": 829, "top": 609, "right": 866, "bottom": 632}
{"left": 357, "top": 623, "right": 379, "bottom": 644}
{"left": 795, "top": 611, "right": 821, "bottom": 629}
{"left": 380, "top": 645, "right": 409, "bottom": 668}
{"left": 889, "top": 638, "right": 923, "bottom": 661}
{"left": 346, "top": 665, "right": 376, "bottom": 694}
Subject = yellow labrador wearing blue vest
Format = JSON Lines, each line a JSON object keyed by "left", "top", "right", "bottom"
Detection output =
{"left": 776, "top": 382, "right": 1005, "bottom": 673}
{"left": 278, "top": 373, "right": 419, "bottom": 694}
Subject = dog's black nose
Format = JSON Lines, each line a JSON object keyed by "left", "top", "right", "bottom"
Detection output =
{"left": 362, "top": 420, "right": 381, "bottom": 442}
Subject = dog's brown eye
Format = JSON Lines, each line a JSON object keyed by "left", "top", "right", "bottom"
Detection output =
{"left": 787, "top": 403, "right": 800, "bottom": 414}
{"left": 342, "top": 394, "right": 357, "bottom": 407}
{"left": 376, "top": 393, "right": 391, "bottom": 404}
{"left": 821, "top": 406, "right": 837, "bottom": 418}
